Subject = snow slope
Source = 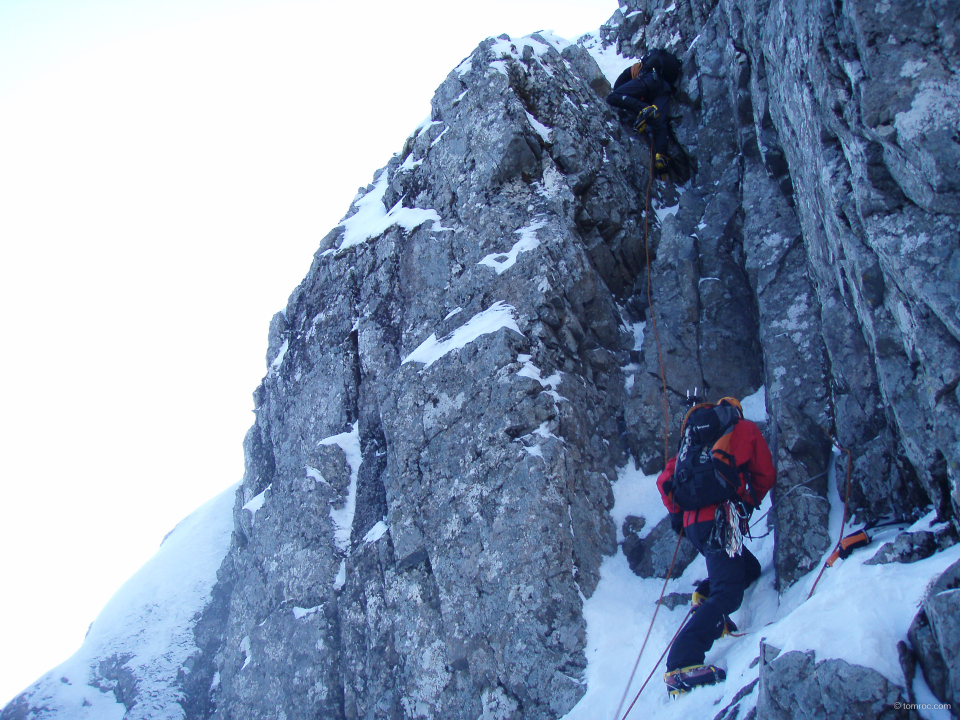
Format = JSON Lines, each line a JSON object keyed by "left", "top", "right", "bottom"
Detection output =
{"left": 7, "top": 484, "right": 237, "bottom": 720}
{"left": 562, "top": 464, "right": 957, "bottom": 720}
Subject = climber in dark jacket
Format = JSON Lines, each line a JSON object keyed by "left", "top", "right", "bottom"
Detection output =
{"left": 654, "top": 397, "right": 776, "bottom": 695}
{"left": 606, "top": 61, "right": 673, "bottom": 170}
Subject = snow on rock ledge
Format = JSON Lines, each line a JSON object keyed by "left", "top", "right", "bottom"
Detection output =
{"left": 2, "top": 485, "right": 237, "bottom": 720}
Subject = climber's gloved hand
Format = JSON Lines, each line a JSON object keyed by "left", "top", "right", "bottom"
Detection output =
{"left": 670, "top": 511, "right": 684, "bottom": 535}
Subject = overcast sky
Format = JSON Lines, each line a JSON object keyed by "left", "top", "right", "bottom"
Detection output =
{"left": 0, "top": 0, "right": 620, "bottom": 706}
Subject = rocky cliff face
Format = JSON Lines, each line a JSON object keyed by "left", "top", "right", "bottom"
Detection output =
{"left": 5, "top": 0, "right": 959, "bottom": 718}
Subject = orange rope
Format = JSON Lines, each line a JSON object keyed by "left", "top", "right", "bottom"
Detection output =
{"left": 619, "top": 606, "right": 694, "bottom": 720}
{"left": 643, "top": 141, "right": 670, "bottom": 464}
{"left": 807, "top": 433, "right": 853, "bottom": 599}
{"left": 612, "top": 530, "right": 683, "bottom": 720}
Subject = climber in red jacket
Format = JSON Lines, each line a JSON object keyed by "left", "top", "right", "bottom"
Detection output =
{"left": 655, "top": 396, "right": 775, "bottom": 696}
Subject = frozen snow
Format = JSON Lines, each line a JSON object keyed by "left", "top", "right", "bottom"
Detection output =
{"left": 239, "top": 636, "right": 252, "bottom": 671}
{"left": 525, "top": 111, "right": 553, "bottom": 142}
{"left": 268, "top": 339, "right": 288, "bottom": 375}
{"left": 562, "top": 452, "right": 960, "bottom": 720}
{"left": 579, "top": 31, "right": 630, "bottom": 86}
{"left": 490, "top": 32, "right": 571, "bottom": 62}
{"left": 292, "top": 605, "right": 323, "bottom": 620}
{"left": 339, "top": 169, "right": 450, "bottom": 251}
{"left": 517, "top": 354, "right": 564, "bottom": 401}
{"left": 13, "top": 484, "right": 238, "bottom": 719}
{"left": 652, "top": 199, "right": 680, "bottom": 226}
{"left": 740, "top": 385, "right": 767, "bottom": 423}
{"left": 306, "top": 465, "right": 329, "bottom": 486}
{"left": 478, "top": 221, "right": 545, "bottom": 274}
{"left": 242, "top": 485, "right": 270, "bottom": 519}
{"left": 402, "top": 302, "right": 523, "bottom": 369}
{"left": 363, "top": 520, "right": 389, "bottom": 544}
{"left": 334, "top": 560, "right": 347, "bottom": 590}
{"left": 322, "top": 422, "right": 363, "bottom": 552}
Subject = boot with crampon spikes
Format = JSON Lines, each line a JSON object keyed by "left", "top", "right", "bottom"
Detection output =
{"left": 663, "top": 664, "right": 726, "bottom": 697}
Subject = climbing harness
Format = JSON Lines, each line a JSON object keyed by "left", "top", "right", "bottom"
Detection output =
{"left": 712, "top": 500, "right": 750, "bottom": 558}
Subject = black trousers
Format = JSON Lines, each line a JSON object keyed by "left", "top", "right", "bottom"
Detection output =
{"left": 606, "top": 79, "right": 671, "bottom": 155}
{"left": 666, "top": 520, "right": 762, "bottom": 671}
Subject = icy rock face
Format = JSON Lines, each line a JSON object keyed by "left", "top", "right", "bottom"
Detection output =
{"left": 757, "top": 645, "right": 913, "bottom": 719}
{"left": 907, "top": 558, "right": 960, "bottom": 708}
{"left": 211, "top": 33, "right": 639, "bottom": 720}
{"left": 6, "top": 0, "right": 960, "bottom": 717}
{"left": 612, "top": 0, "right": 960, "bottom": 588}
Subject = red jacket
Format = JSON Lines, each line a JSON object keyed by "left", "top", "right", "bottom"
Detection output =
{"left": 656, "top": 418, "right": 776, "bottom": 526}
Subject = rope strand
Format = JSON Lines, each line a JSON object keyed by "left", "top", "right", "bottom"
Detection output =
{"left": 619, "top": 607, "right": 693, "bottom": 720}
{"left": 643, "top": 141, "right": 670, "bottom": 464}
{"left": 807, "top": 434, "right": 853, "bottom": 599}
{"left": 611, "top": 530, "right": 683, "bottom": 720}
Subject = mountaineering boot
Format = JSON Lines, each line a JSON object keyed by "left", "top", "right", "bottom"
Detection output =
{"left": 664, "top": 665, "right": 726, "bottom": 697}
{"left": 634, "top": 104, "right": 659, "bottom": 132}
{"left": 654, "top": 153, "right": 669, "bottom": 172}
{"left": 722, "top": 616, "right": 738, "bottom": 637}
{"left": 691, "top": 580, "right": 710, "bottom": 608}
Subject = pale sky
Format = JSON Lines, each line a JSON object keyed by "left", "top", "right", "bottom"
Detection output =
{"left": 0, "top": 0, "right": 620, "bottom": 707}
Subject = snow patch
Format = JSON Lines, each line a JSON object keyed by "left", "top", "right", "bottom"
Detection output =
{"left": 740, "top": 386, "right": 767, "bottom": 423}
{"left": 339, "top": 169, "right": 450, "bottom": 251}
{"left": 402, "top": 302, "right": 523, "bottom": 369}
{"left": 305, "top": 466, "right": 329, "bottom": 486}
{"left": 239, "top": 636, "right": 251, "bottom": 670}
{"left": 363, "top": 520, "right": 389, "bottom": 544}
{"left": 578, "top": 31, "right": 629, "bottom": 86}
{"left": 900, "top": 59, "right": 928, "bottom": 78}
{"left": 292, "top": 605, "right": 323, "bottom": 620}
{"left": 9, "top": 485, "right": 238, "bottom": 719}
{"left": 652, "top": 199, "right": 680, "bottom": 226}
{"left": 517, "top": 354, "right": 564, "bottom": 401}
{"left": 242, "top": 486, "right": 270, "bottom": 519}
{"left": 322, "top": 422, "right": 363, "bottom": 552}
{"left": 525, "top": 111, "right": 552, "bottom": 142}
{"left": 478, "top": 221, "right": 545, "bottom": 274}
{"left": 268, "top": 340, "right": 288, "bottom": 375}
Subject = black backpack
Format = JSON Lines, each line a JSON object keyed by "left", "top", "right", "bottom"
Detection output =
{"left": 669, "top": 404, "right": 742, "bottom": 511}
{"left": 641, "top": 49, "right": 683, "bottom": 88}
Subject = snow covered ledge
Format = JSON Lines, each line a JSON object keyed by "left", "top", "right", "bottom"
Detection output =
{"left": 3, "top": 485, "right": 237, "bottom": 720}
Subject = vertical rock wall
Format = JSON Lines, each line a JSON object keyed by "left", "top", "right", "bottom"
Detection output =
{"left": 210, "top": 1, "right": 958, "bottom": 715}
{"left": 614, "top": 0, "right": 959, "bottom": 587}
{"left": 6, "top": 1, "right": 957, "bottom": 718}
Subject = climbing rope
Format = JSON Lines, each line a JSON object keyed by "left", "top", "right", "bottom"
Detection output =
{"left": 612, "top": 529, "right": 683, "bottom": 720}
{"left": 748, "top": 468, "right": 831, "bottom": 537}
{"left": 642, "top": 141, "right": 671, "bottom": 464}
{"left": 807, "top": 433, "right": 853, "bottom": 599}
{"left": 611, "top": 137, "right": 677, "bottom": 720}
{"left": 619, "top": 606, "right": 694, "bottom": 720}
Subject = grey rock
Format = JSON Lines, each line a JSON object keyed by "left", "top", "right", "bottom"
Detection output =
{"left": 866, "top": 527, "right": 959, "bottom": 565}
{"left": 908, "top": 558, "right": 960, "bottom": 709}
{"left": 758, "top": 646, "right": 915, "bottom": 719}
{"left": 7, "top": 0, "right": 960, "bottom": 715}
{"left": 622, "top": 514, "right": 699, "bottom": 579}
